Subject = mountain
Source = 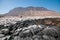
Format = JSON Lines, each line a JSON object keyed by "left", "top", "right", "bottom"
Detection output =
{"left": 4, "top": 6, "right": 60, "bottom": 17}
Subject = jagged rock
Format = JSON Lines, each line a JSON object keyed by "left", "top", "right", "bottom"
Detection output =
{"left": 43, "top": 35, "right": 56, "bottom": 40}
{"left": 1, "top": 28, "right": 9, "bottom": 35}
{"left": 32, "top": 35, "right": 40, "bottom": 40}
{"left": 0, "top": 34, "right": 4, "bottom": 37}
{"left": 42, "top": 27, "right": 58, "bottom": 38}
{"left": 0, "top": 18, "right": 60, "bottom": 40}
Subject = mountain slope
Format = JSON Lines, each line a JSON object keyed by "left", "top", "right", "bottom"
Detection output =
{"left": 5, "top": 6, "right": 60, "bottom": 17}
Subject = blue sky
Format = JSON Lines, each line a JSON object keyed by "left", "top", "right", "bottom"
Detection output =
{"left": 0, "top": 0, "right": 60, "bottom": 14}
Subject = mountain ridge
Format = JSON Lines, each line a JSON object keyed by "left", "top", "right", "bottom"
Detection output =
{"left": 4, "top": 6, "right": 60, "bottom": 17}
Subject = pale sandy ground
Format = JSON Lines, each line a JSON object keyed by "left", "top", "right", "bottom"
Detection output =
{"left": 0, "top": 16, "right": 60, "bottom": 25}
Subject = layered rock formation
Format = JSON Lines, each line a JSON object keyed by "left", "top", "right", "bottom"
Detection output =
{"left": 4, "top": 7, "right": 60, "bottom": 17}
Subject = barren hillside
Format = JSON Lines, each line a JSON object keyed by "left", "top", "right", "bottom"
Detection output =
{"left": 0, "top": 7, "right": 60, "bottom": 40}
{"left": 4, "top": 7, "right": 60, "bottom": 17}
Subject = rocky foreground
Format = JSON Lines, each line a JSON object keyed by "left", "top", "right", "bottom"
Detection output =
{"left": 0, "top": 16, "right": 60, "bottom": 40}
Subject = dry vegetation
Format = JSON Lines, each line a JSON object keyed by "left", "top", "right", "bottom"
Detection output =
{"left": 33, "top": 18, "right": 60, "bottom": 27}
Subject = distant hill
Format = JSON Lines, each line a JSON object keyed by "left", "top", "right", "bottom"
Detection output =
{"left": 4, "top": 6, "right": 60, "bottom": 17}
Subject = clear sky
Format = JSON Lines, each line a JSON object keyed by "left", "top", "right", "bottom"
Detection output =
{"left": 0, "top": 0, "right": 60, "bottom": 14}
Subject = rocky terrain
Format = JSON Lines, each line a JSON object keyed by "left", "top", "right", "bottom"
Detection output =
{"left": 0, "top": 16, "right": 60, "bottom": 40}
{"left": 0, "top": 6, "right": 60, "bottom": 40}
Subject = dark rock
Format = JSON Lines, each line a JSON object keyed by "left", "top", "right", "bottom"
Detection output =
{"left": 0, "top": 18, "right": 60, "bottom": 40}
{"left": 1, "top": 28, "right": 9, "bottom": 35}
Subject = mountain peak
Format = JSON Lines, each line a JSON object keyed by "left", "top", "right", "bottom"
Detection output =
{"left": 12, "top": 6, "right": 48, "bottom": 11}
{"left": 4, "top": 6, "right": 60, "bottom": 16}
